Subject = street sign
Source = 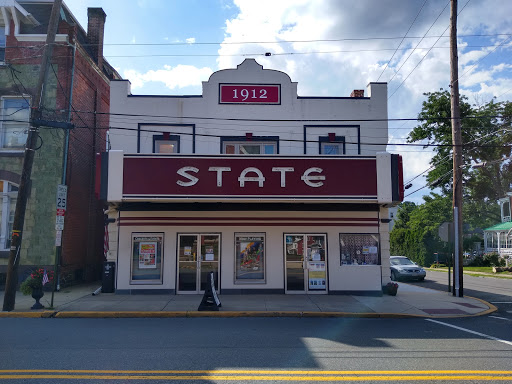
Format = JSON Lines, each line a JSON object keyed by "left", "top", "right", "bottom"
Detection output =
{"left": 438, "top": 222, "right": 453, "bottom": 243}
{"left": 56, "top": 184, "right": 67, "bottom": 211}
{"left": 55, "top": 230, "right": 62, "bottom": 246}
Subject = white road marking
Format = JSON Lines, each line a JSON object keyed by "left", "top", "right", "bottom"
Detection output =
{"left": 426, "top": 319, "right": 512, "bottom": 346}
{"left": 488, "top": 316, "right": 511, "bottom": 321}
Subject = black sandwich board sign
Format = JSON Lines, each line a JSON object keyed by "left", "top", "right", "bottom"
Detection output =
{"left": 198, "top": 271, "right": 221, "bottom": 311}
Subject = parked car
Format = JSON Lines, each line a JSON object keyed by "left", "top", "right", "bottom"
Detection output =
{"left": 390, "top": 256, "right": 426, "bottom": 281}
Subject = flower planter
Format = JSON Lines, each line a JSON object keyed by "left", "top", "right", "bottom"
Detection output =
{"left": 383, "top": 283, "right": 399, "bottom": 296}
{"left": 31, "top": 286, "right": 44, "bottom": 310}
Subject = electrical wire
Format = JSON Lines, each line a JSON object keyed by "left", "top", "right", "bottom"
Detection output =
{"left": 377, "top": 0, "right": 428, "bottom": 82}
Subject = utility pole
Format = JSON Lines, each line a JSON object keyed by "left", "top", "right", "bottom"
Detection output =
{"left": 450, "top": 0, "right": 463, "bottom": 297}
{"left": 2, "top": 0, "right": 64, "bottom": 311}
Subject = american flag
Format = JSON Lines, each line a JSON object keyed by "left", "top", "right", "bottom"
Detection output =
{"left": 104, "top": 223, "right": 109, "bottom": 259}
{"left": 42, "top": 268, "right": 49, "bottom": 286}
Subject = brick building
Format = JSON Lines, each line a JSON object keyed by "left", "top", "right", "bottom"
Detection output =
{"left": 100, "top": 59, "right": 403, "bottom": 295}
{"left": 0, "top": 1, "right": 120, "bottom": 286}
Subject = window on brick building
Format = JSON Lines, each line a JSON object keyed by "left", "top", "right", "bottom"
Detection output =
{"left": 0, "top": 26, "right": 5, "bottom": 62}
{"left": 0, "top": 181, "right": 18, "bottom": 250}
{"left": 153, "top": 134, "right": 179, "bottom": 153}
{"left": 0, "top": 97, "right": 30, "bottom": 149}
{"left": 222, "top": 136, "right": 278, "bottom": 154}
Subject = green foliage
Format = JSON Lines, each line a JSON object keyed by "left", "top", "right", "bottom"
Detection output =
{"left": 468, "top": 253, "right": 506, "bottom": 267}
{"left": 19, "top": 268, "right": 54, "bottom": 296}
{"left": 392, "top": 92, "right": 511, "bottom": 265}
{"left": 430, "top": 263, "right": 447, "bottom": 268}
{"left": 407, "top": 90, "right": 512, "bottom": 203}
{"left": 390, "top": 194, "right": 452, "bottom": 266}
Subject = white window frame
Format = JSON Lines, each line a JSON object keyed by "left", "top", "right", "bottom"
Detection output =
{"left": 0, "top": 96, "right": 30, "bottom": 150}
{"left": 0, "top": 181, "right": 18, "bottom": 250}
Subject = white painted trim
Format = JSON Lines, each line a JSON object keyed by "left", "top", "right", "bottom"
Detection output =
{"left": 108, "top": 150, "right": 124, "bottom": 202}
{"left": 1, "top": 7, "right": 9, "bottom": 36}
{"left": 14, "top": 34, "right": 68, "bottom": 42}
{"left": 376, "top": 152, "right": 392, "bottom": 204}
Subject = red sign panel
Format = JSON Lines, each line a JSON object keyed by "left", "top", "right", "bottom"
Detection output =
{"left": 219, "top": 84, "right": 280, "bottom": 104}
{"left": 122, "top": 156, "right": 377, "bottom": 201}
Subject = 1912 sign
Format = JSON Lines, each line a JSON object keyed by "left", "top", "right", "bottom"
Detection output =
{"left": 219, "top": 84, "right": 280, "bottom": 104}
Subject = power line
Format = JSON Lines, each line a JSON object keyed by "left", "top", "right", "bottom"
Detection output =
{"left": 377, "top": 0, "right": 428, "bottom": 82}
{"left": 70, "top": 123, "right": 511, "bottom": 149}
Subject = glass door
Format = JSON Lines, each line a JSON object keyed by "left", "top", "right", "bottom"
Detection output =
{"left": 177, "top": 234, "right": 220, "bottom": 293}
{"left": 285, "top": 234, "right": 327, "bottom": 294}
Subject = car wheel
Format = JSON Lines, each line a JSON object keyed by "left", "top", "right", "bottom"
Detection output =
{"left": 418, "top": 277, "right": 425, "bottom": 281}
{"left": 391, "top": 271, "right": 397, "bottom": 281}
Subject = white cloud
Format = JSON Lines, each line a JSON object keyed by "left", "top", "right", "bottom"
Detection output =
{"left": 216, "top": 0, "right": 512, "bottom": 202}
{"left": 123, "top": 65, "right": 213, "bottom": 90}
{"left": 186, "top": 37, "right": 196, "bottom": 44}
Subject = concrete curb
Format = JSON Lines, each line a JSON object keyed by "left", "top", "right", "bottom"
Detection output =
{"left": 0, "top": 308, "right": 491, "bottom": 319}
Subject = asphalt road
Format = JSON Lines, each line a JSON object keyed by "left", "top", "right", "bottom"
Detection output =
{"left": 0, "top": 315, "right": 511, "bottom": 383}
{"left": 1, "top": 271, "right": 511, "bottom": 383}
{"left": 409, "top": 269, "right": 512, "bottom": 317}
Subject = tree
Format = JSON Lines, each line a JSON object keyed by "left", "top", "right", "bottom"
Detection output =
{"left": 408, "top": 90, "right": 512, "bottom": 203}
{"left": 390, "top": 194, "right": 452, "bottom": 266}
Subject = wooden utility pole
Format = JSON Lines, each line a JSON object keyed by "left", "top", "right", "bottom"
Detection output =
{"left": 2, "top": 0, "right": 64, "bottom": 311}
{"left": 450, "top": 0, "right": 463, "bottom": 297}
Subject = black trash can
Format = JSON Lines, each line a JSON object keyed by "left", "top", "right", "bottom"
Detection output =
{"left": 102, "top": 262, "right": 116, "bottom": 293}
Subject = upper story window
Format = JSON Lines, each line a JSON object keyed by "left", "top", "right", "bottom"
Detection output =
{"left": 0, "top": 181, "right": 18, "bottom": 250}
{"left": 153, "top": 134, "right": 180, "bottom": 154}
{"left": 1, "top": 97, "right": 30, "bottom": 149}
{"left": 502, "top": 200, "right": 511, "bottom": 222}
{"left": 0, "top": 26, "right": 5, "bottom": 62}
{"left": 319, "top": 136, "right": 345, "bottom": 155}
{"left": 222, "top": 136, "right": 279, "bottom": 155}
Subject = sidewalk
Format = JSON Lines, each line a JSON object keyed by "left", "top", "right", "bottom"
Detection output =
{"left": 0, "top": 281, "right": 496, "bottom": 318}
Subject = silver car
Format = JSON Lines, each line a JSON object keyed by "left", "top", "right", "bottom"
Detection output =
{"left": 390, "top": 256, "right": 426, "bottom": 281}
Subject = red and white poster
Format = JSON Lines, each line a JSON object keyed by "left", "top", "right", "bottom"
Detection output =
{"left": 139, "top": 242, "right": 157, "bottom": 269}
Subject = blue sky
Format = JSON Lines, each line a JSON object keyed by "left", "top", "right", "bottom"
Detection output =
{"left": 64, "top": 0, "right": 512, "bottom": 204}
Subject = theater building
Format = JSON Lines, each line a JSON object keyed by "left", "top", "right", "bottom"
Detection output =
{"left": 99, "top": 59, "right": 403, "bottom": 295}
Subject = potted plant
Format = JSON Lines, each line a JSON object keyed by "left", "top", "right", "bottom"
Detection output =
{"left": 383, "top": 282, "right": 399, "bottom": 296}
{"left": 20, "top": 268, "right": 54, "bottom": 309}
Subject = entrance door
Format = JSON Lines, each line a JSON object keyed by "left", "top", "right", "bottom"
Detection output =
{"left": 177, "top": 234, "right": 220, "bottom": 294}
{"left": 285, "top": 234, "right": 327, "bottom": 293}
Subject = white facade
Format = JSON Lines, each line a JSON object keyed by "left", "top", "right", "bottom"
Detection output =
{"left": 103, "top": 59, "right": 402, "bottom": 295}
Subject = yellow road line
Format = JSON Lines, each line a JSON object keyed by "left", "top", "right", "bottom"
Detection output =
{"left": 1, "top": 374, "right": 512, "bottom": 381}
{"left": 1, "top": 370, "right": 512, "bottom": 375}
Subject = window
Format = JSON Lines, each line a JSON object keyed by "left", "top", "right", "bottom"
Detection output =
{"left": 1, "top": 98, "right": 30, "bottom": 149}
{"left": 319, "top": 136, "right": 345, "bottom": 155}
{"left": 153, "top": 134, "right": 179, "bottom": 153}
{"left": 234, "top": 233, "right": 265, "bottom": 283}
{"left": 0, "top": 26, "right": 5, "bottom": 62}
{"left": 0, "top": 181, "right": 18, "bottom": 249}
{"left": 340, "top": 233, "right": 380, "bottom": 265}
{"left": 131, "top": 233, "right": 164, "bottom": 284}
{"left": 222, "top": 136, "right": 278, "bottom": 154}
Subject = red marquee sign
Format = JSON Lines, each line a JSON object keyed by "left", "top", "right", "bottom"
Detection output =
{"left": 219, "top": 84, "right": 280, "bottom": 104}
{"left": 122, "top": 156, "right": 378, "bottom": 201}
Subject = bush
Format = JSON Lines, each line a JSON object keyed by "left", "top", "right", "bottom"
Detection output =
{"left": 468, "top": 253, "right": 505, "bottom": 267}
{"left": 430, "top": 263, "right": 446, "bottom": 268}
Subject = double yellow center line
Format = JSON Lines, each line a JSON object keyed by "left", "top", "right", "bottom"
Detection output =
{"left": 1, "top": 370, "right": 512, "bottom": 381}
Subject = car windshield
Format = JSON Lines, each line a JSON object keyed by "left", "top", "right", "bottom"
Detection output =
{"left": 391, "top": 258, "right": 415, "bottom": 266}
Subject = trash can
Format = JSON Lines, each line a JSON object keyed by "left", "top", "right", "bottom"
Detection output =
{"left": 102, "top": 262, "right": 116, "bottom": 293}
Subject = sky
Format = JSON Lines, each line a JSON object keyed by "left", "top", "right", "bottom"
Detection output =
{"left": 63, "top": 0, "right": 512, "bottom": 205}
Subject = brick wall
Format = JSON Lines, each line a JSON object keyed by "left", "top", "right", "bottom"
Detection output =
{"left": 0, "top": 16, "right": 112, "bottom": 285}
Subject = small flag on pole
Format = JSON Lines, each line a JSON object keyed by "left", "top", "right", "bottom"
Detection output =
{"left": 103, "top": 223, "right": 109, "bottom": 260}
{"left": 42, "top": 268, "right": 49, "bottom": 286}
